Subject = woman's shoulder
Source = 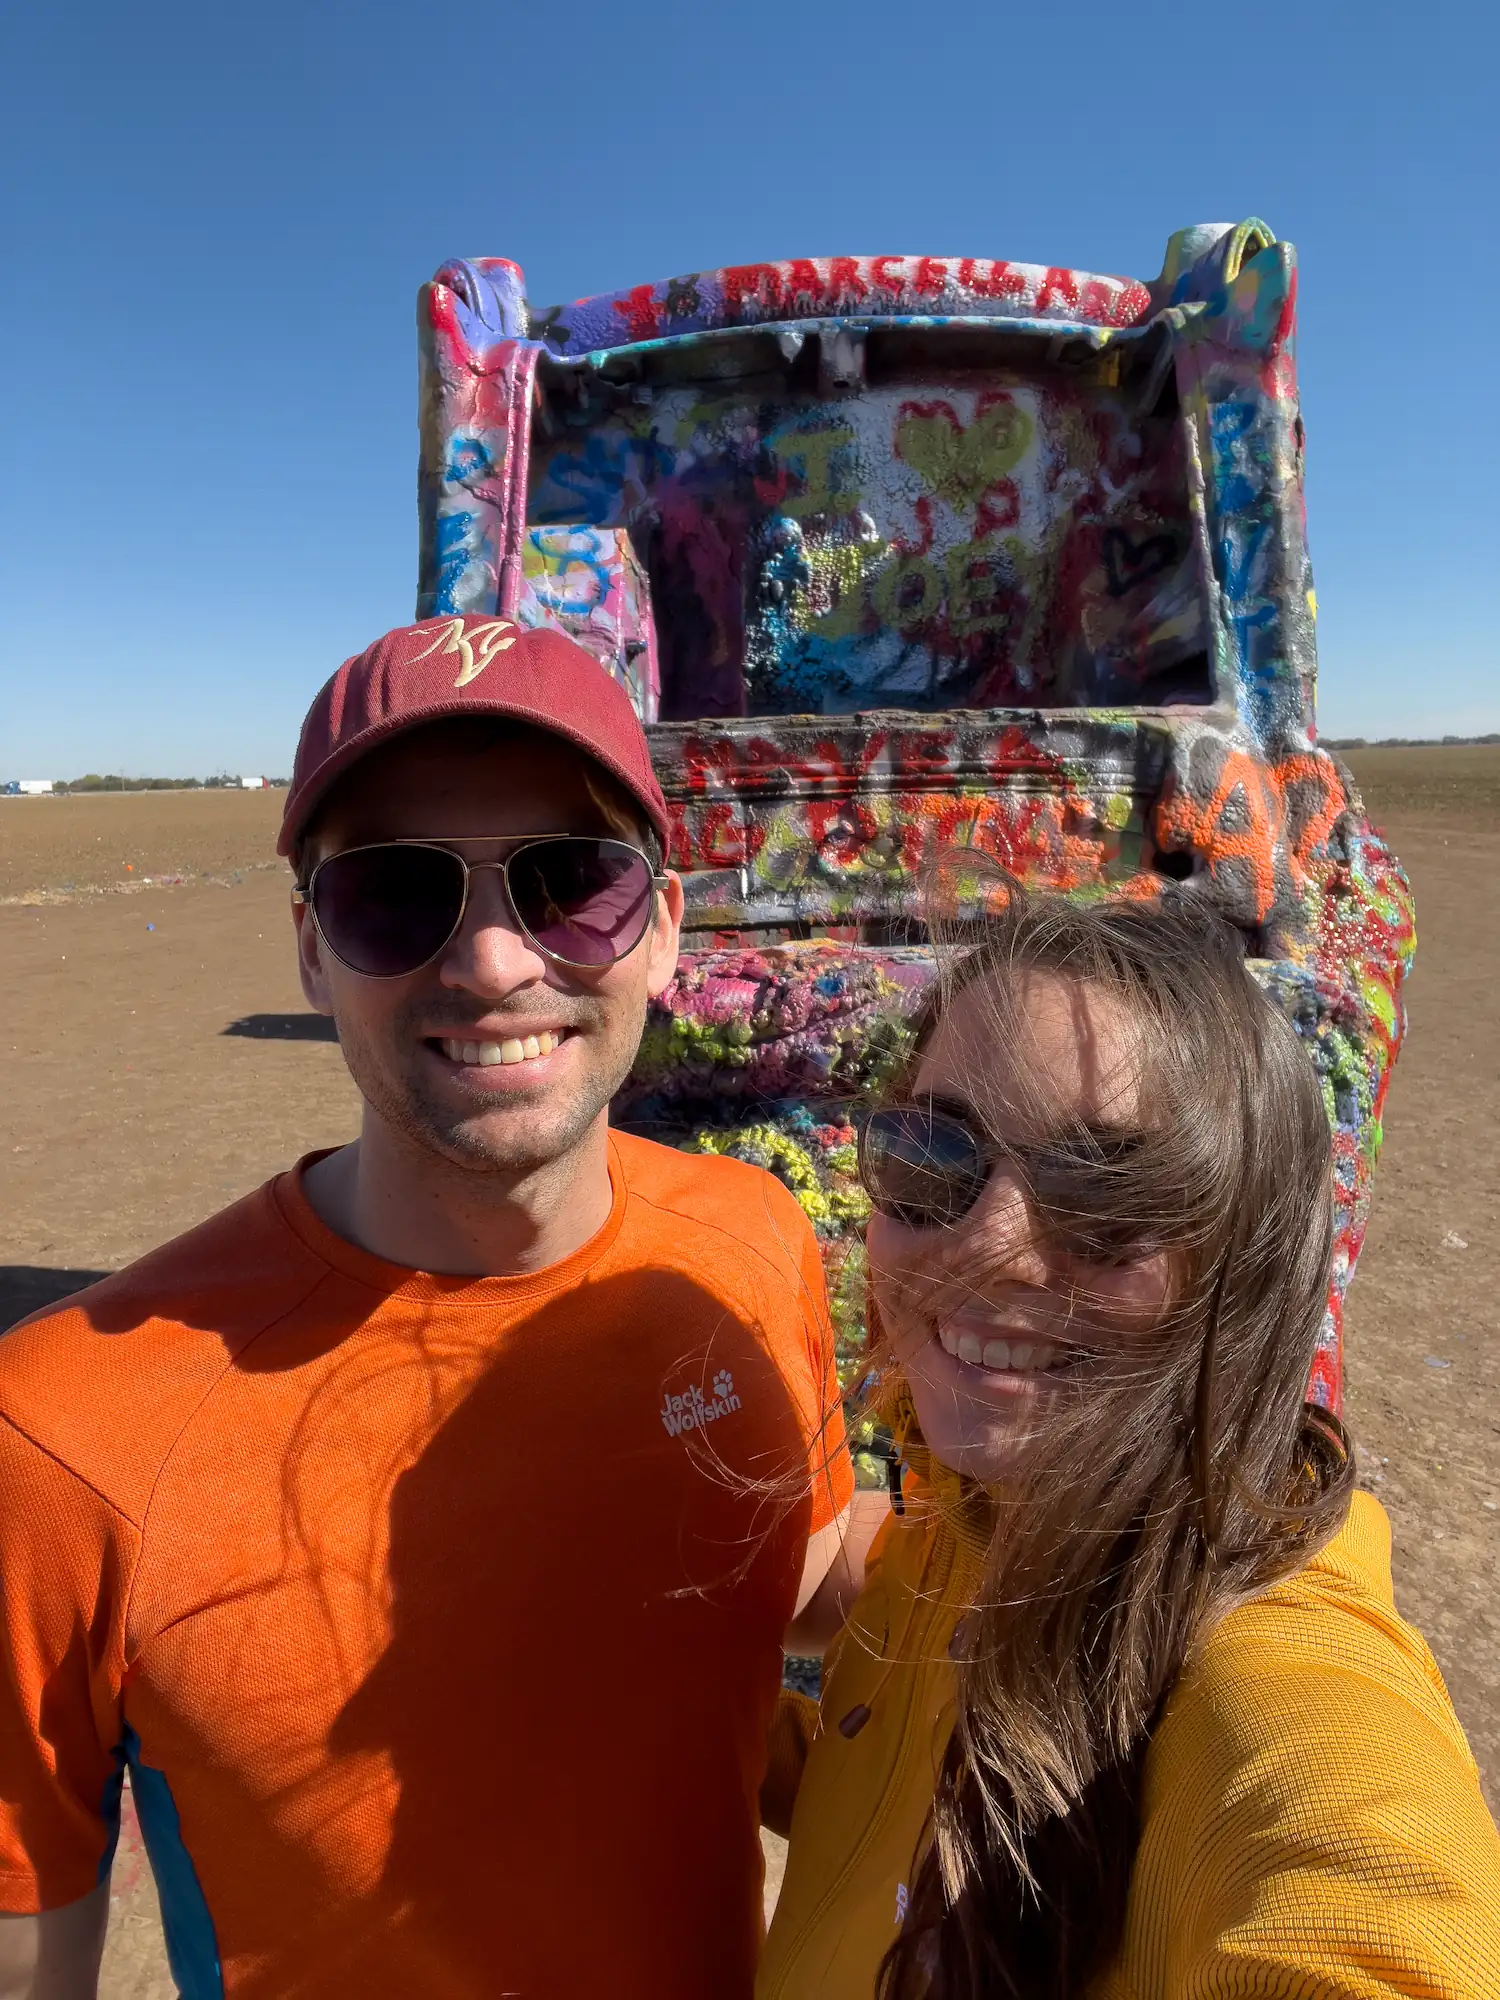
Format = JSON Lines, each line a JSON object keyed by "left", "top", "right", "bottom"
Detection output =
{"left": 1112, "top": 1493, "right": 1500, "bottom": 1997}
{"left": 1150, "top": 1490, "right": 1486, "bottom": 1826}
{"left": 1181, "top": 1491, "right": 1469, "bottom": 1744}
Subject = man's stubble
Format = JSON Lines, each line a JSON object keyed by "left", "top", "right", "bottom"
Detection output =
{"left": 334, "top": 992, "right": 646, "bottom": 1179}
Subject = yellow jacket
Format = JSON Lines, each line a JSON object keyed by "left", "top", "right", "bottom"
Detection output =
{"left": 759, "top": 1465, "right": 1500, "bottom": 1999}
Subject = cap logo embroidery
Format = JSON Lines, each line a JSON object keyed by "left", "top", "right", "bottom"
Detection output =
{"left": 411, "top": 617, "right": 517, "bottom": 688}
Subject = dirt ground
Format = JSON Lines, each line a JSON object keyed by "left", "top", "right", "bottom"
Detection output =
{"left": 1, "top": 747, "right": 1496, "bottom": 1990}
{"left": 0, "top": 787, "right": 287, "bottom": 905}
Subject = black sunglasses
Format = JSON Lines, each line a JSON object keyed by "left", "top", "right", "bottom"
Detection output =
{"left": 293, "top": 836, "right": 666, "bottom": 978}
{"left": 857, "top": 1098, "right": 1152, "bottom": 1256}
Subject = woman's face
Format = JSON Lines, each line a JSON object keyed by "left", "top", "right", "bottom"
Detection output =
{"left": 867, "top": 969, "right": 1174, "bottom": 1483}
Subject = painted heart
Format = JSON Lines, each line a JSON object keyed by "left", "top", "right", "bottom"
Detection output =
{"left": 895, "top": 397, "right": 1034, "bottom": 514}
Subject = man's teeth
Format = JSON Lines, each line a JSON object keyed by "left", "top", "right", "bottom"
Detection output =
{"left": 441, "top": 1031, "right": 561, "bottom": 1068}
{"left": 938, "top": 1324, "right": 1060, "bottom": 1374}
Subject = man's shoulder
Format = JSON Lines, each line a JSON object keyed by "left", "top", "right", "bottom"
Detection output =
{"left": 0, "top": 1178, "right": 331, "bottom": 1522}
{"left": 611, "top": 1129, "right": 820, "bottom": 1285}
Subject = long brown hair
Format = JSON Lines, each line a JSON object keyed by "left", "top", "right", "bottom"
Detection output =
{"left": 874, "top": 881, "right": 1354, "bottom": 1999}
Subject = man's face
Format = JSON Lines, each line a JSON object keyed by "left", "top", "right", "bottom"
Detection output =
{"left": 295, "top": 725, "right": 682, "bottom": 1178}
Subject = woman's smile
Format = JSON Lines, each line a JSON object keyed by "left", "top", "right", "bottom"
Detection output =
{"left": 933, "top": 1308, "right": 1079, "bottom": 1379}
{"left": 866, "top": 968, "right": 1173, "bottom": 1481}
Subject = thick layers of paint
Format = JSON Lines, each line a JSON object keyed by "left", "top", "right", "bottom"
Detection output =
{"left": 620, "top": 940, "right": 932, "bottom": 1115}
{"left": 416, "top": 221, "right": 1414, "bottom": 1409}
{"left": 516, "top": 527, "right": 659, "bottom": 719}
{"left": 434, "top": 255, "right": 1153, "bottom": 365}
{"left": 524, "top": 370, "right": 1204, "bottom": 719}
{"left": 417, "top": 277, "right": 534, "bottom": 620}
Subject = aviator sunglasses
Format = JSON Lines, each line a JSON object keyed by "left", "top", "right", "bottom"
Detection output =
{"left": 292, "top": 836, "right": 667, "bottom": 978}
{"left": 857, "top": 1098, "right": 1151, "bottom": 1256}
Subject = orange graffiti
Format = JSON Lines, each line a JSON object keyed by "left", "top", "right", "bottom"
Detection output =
{"left": 1155, "top": 748, "right": 1347, "bottom": 922}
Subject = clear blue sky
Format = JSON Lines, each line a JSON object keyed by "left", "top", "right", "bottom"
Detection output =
{"left": 3, "top": 0, "right": 1494, "bottom": 778}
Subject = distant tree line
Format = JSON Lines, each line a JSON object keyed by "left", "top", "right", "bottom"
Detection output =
{"left": 1323, "top": 734, "right": 1500, "bottom": 749}
{"left": 44, "top": 774, "right": 290, "bottom": 792}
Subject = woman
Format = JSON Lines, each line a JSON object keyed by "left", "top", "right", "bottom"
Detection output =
{"left": 759, "top": 887, "right": 1499, "bottom": 1999}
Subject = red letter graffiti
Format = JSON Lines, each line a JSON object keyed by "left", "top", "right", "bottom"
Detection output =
{"left": 723, "top": 264, "right": 785, "bottom": 317}
{"left": 826, "top": 257, "right": 868, "bottom": 306}
{"left": 957, "top": 258, "right": 1026, "bottom": 301}
{"left": 1035, "top": 267, "right": 1081, "bottom": 314}
{"left": 693, "top": 802, "right": 767, "bottom": 868}
{"left": 617, "top": 285, "right": 665, "bottom": 343}
{"left": 782, "top": 259, "right": 828, "bottom": 313}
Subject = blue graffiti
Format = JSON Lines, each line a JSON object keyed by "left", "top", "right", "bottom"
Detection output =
{"left": 446, "top": 434, "right": 495, "bottom": 488}
{"left": 1210, "top": 398, "right": 1280, "bottom": 730}
{"left": 1216, "top": 517, "right": 1269, "bottom": 607}
{"left": 433, "top": 507, "right": 496, "bottom": 615}
{"left": 1236, "top": 614, "right": 1285, "bottom": 740}
{"left": 527, "top": 527, "right": 612, "bottom": 613}
{"left": 1209, "top": 399, "right": 1257, "bottom": 459}
{"left": 531, "top": 433, "right": 671, "bottom": 528}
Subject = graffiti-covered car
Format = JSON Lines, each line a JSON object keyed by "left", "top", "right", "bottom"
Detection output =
{"left": 416, "top": 221, "right": 1413, "bottom": 1408}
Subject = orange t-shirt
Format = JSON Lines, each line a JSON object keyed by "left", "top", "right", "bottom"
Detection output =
{"left": 0, "top": 1132, "right": 851, "bottom": 1999}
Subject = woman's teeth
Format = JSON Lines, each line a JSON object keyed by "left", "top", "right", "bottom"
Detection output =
{"left": 441, "top": 1031, "right": 561, "bottom": 1068}
{"left": 938, "top": 1324, "right": 1060, "bottom": 1374}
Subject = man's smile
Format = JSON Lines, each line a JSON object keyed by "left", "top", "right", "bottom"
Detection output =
{"left": 435, "top": 1029, "right": 566, "bottom": 1068}
{"left": 421, "top": 1025, "right": 578, "bottom": 1088}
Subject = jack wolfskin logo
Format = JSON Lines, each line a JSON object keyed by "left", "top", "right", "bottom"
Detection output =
{"left": 660, "top": 1370, "right": 742, "bottom": 1438}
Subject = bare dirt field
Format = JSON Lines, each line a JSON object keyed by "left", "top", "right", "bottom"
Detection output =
{"left": 1, "top": 746, "right": 1496, "bottom": 1991}
{"left": 0, "top": 787, "right": 288, "bottom": 905}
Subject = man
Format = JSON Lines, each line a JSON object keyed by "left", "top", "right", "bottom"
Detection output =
{"left": 0, "top": 617, "right": 857, "bottom": 1999}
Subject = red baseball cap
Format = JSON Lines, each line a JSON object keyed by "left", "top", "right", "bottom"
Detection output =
{"left": 278, "top": 615, "right": 670, "bottom": 859}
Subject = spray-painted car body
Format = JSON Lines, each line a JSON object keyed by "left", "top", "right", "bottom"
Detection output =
{"left": 416, "top": 222, "right": 1414, "bottom": 1408}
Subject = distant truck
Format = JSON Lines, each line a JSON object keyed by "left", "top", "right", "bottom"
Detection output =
{"left": 14, "top": 780, "right": 55, "bottom": 796}
{"left": 415, "top": 221, "right": 1414, "bottom": 1408}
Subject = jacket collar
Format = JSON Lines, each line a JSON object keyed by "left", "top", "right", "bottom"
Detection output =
{"left": 881, "top": 1375, "right": 997, "bottom": 1582}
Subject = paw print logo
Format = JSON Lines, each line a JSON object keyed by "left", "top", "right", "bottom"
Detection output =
{"left": 713, "top": 1370, "right": 735, "bottom": 1403}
